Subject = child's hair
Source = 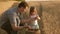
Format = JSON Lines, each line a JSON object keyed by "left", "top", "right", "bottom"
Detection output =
{"left": 29, "top": 6, "right": 38, "bottom": 15}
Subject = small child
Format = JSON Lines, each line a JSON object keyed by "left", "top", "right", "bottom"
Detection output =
{"left": 27, "top": 6, "right": 40, "bottom": 32}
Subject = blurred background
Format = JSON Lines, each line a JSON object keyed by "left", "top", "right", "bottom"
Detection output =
{"left": 0, "top": 0, "right": 60, "bottom": 34}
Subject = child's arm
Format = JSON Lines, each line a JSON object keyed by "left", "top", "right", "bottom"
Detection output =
{"left": 37, "top": 16, "right": 40, "bottom": 20}
{"left": 35, "top": 15, "right": 40, "bottom": 20}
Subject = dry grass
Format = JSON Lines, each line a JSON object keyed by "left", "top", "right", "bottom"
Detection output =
{"left": 0, "top": 1, "right": 60, "bottom": 34}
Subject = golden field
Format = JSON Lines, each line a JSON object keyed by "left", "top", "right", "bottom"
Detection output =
{"left": 0, "top": 1, "right": 60, "bottom": 34}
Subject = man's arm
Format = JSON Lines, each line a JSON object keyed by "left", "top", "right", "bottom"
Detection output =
{"left": 20, "top": 17, "right": 38, "bottom": 23}
{"left": 8, "top": 13, "right": 22, "bottom": 31}
{"left": 20, "top": 19, "right": 31, "bottom": 23}
{"left": 21, "top": 16, "right": 41, "bottom": 23}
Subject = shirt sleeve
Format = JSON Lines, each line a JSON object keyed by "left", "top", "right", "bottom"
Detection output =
{"left": 0, "top": 12, "right": 8, "bottom": 27}
{"left": 8, "top": 13, "right": 20, "bottom": 26}
{"left": 0, "top": 15, "right": 6, "bottom": 27}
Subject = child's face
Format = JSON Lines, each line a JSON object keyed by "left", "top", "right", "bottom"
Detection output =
{"left": 31, "top": 11, "right": 36, "bottom": 15}
{"left": 31, "top": 9, "right": 36, "bottom": 15}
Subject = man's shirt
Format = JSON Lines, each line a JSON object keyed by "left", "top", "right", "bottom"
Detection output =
{"left": 0, "top": 6, "right": 27, "bottom": 27}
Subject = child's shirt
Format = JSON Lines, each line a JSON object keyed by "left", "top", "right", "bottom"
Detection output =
{"left": 28, "top": 15, "right": 39, "bottom": 29}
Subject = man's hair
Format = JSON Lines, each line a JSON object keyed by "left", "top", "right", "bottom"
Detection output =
{"left": 18, "top": 1, "right": 29, "bottom": 8}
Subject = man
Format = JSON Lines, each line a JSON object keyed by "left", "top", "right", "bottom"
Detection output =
{"left": 0, "top": 1, "right": 33, "bottom": 34}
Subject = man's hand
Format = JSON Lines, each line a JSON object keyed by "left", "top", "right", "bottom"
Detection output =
{"left": 19, "top": 26, "right": 25, "bottom": 29}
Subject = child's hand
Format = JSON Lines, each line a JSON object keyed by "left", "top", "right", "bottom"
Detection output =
{"left": 37, "top": 16, "right": 40, "bottom": 20}
{"left": 30, "top": 15, "right": 40, "bottom": 21}
{"left": 35, "top": 16, "right": 40, "bottom": 20}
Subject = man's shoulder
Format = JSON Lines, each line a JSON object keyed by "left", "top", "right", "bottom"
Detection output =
{"left": 4, "top": 6, "right": 18, "bottom": 15}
